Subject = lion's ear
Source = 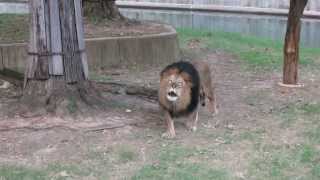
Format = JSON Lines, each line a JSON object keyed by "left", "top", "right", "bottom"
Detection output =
{"left": 180, "top": 72, "right": 193, "bottom": 87}
{"left": 161, "top": 68, "right": 178, "bottom": 80}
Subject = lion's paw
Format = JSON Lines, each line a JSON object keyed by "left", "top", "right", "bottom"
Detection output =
{"left": 185, "top": 122, "right": 197, "bottom": 132}
{"left": 161, "top": 131, "right": 176, "bottom": 139}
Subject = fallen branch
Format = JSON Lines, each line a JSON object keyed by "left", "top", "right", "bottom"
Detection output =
{"left": 93, "top": 81, "right": 158, "bottom": 101}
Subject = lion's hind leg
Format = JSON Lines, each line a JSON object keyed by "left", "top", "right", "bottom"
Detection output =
{"left": 185, "top": 106, "right": 199, "bottom": 132}
{"left": 201, "top": 71, "right": 218, "bottom": 116}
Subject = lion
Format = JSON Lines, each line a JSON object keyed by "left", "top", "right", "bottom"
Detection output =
{"left": 159, "top": 60, "right": 217, "bottom": 138}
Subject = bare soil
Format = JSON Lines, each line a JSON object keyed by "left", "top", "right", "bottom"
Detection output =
{"left": 0, "top": 15, "right": 171, "bottom": 44}
{"left": 84, "top": 19, "right": 171, "bottom": 38}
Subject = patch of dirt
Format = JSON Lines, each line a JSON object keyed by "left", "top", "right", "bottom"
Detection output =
{"left": 0, "top": 16, "right": 172, "bottom": 44}
{"left": 84, "top": 19, "right": 171, "bottom": 38}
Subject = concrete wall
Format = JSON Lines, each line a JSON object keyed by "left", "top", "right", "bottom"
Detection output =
{"left": 0, "top": 27, "right": 179, "bottom": 74}
{"left": 0, "top": 2, "right": 28, "bottom": 14}
{"left": 118, "top": 0, "right": 320, "bottom": 11}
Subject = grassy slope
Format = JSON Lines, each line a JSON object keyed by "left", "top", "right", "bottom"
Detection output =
{"left": 177, "top": 28, "right": 320, "bottom": 70}
{"left": 0, "top": 14, "right": 28, "bottom": 43}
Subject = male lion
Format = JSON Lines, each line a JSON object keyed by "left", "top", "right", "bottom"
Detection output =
{"left": 159, "top": 61, "right": 217, "bottom": 138}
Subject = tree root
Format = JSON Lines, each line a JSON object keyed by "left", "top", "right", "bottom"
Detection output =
{"left": 18, "top": 79, "right": 108, "bottom": 118}
{"left": 2, "top": 76, "right": 159, "bottom": 118}
{"left": 93, "top": 81, "right": 158, "bottom": 101}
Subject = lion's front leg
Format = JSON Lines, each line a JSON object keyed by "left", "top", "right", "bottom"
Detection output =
{"left": 162, "top": 111, "right": 176, "bottom": 139}
{"left": 185, "top": 106, "right": 199, "bottom": 132}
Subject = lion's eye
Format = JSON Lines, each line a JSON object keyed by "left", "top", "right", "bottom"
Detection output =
{"left": 169, "top": 80, "right": 173, "bottom": 84}
{"left": 177, "top": 82, "right": 183, "bottom": 87}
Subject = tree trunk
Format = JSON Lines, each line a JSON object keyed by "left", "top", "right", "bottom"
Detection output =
{"left": 22, "top": 0, "right": 100, "bottom": 116}
{"left": 283, "top": 0, "right": 308, "bottom": 85}
{"left": 83, "top": 0, "right": 125, "bottom": 21}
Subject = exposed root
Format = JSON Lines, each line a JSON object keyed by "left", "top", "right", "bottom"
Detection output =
{"left": 18, "top": 79, "right": 108, "bottom": 118}
{"left": 83, "top": 0, "right": 133, "bottom": 22}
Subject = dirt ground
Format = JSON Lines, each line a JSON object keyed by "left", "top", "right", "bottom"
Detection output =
{"left": 1, "top": 36, "right": 320, "bottom": 179}
{"left": 0, "top": 15, "right": 171, "bottom": 44}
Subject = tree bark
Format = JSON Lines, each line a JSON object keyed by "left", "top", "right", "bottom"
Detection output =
{"left": 22, "top": 0, "right": 100, "bottom": 116}
{"left": 83, "top": 0, "right": 125, "bottom": 21}
{"left": 283, "top": 0, "right": 308, "bottom": 85}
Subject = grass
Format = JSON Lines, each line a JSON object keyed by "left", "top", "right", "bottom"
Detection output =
{"left": 275, "top": 101, "right": 320, "bottom": 127}
{"left": 0, "top": 163, "right": 91, "bottom": 180}
{"left": 0, "top": 166, "right": 47, "bottom": 180}
{"left": 245, "top": 99, "right": 320, "bottom": 180}
{"left": 117, "top": 146, "right": 138, "bottom": 163}
{"left": 177, "top": 28, "right": 320, "bottom": 70}
{"left": 248, "top": 144, "right": 320, "bottom": 180}
{"left": 0, "top": 14, "right": 28, "bottom": 43}
{"left": 306, "top": 125, "right": 320, "bottom": 144}
{"left": 132, "top": 145, "right": 231, "bottom": 180}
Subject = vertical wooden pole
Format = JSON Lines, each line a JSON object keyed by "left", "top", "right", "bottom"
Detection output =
{"left": 58, "top": 0, "right": 86, "bottom": 83}
{"left": 282, "top": 0, "right": 308, "bottom": 85}
{"left": 26, "top": 0, "right": 88, "bottom": 84}
{"left": 48, "top": 0, "right": 63, "bottom": 75}
{"left": 26, "top": 0, "right": 50, "bottom": 80}
{"left": 74, "top": 0, "right": 89, "bottom": 79}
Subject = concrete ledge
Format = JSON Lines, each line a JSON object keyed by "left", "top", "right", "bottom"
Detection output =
{"left": 0, "top": 2, "right": 28, "bottom": 14}
{"left": 117, "top": 1, "right": 320, "bottom": 19}
{"left": 0, "top": 24, "right": 179, "bottom": 74}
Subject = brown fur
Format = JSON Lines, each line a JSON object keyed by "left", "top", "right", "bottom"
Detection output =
{"left": 192, "top": 61, "right": 217, "bottom": 115}
{"left": 159, "top": 61, "right": 217, "bottom": 138}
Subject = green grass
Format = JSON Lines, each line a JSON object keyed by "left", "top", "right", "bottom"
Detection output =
{"left": 0, "top": 163, "right": 92, "bottom": 180}
{"left": 0, "top": 14, "right": 28, "bottom": 43}
{"left": 248, "top": 144, "right": 320, "bottom": 180}
{"left": 301, "top": 103, "right": 320, "bottom": 115}
{"left": 306, "top": 125, "right": 320, "bottom": 144}
{"left": 177, "top": 28, "right": 320, "bottom": 70}
{"left": 132, "top": 145, "right": 231, "bottom": 180}
{"left": 0, "top": 166, "right": 47, "bottom": 180}
{"left": 276, "top": 101, "right": 320, "bottom": 127}
{"left": 117, "top": 146, "right": 138, "bottom": 163}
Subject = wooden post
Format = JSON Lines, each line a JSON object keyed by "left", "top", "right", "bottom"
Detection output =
{"left": 58, "top": 0, "right": 87, "bottom": 83}
{"left": 22, "top": 0, "right": 93, "bottom": 115}
{"left": 26, "top": 0, "right": 88, "bottom": 84}
{"left": 26, "top": 0, "right": 50, "bottom": 80}
{"left": 282, "top": 0, "right": 308, "bottom": 85}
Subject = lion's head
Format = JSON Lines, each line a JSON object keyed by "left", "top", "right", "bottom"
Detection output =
{"left": 159, "top": 61, "right": 200, "bottom": 117}
{"left": 163, "top": 73, "right": 186, "bottom": 102}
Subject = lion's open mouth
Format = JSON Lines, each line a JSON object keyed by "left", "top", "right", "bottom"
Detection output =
{"left": 167, "top": 91, "right": 178, "bottom": 102}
